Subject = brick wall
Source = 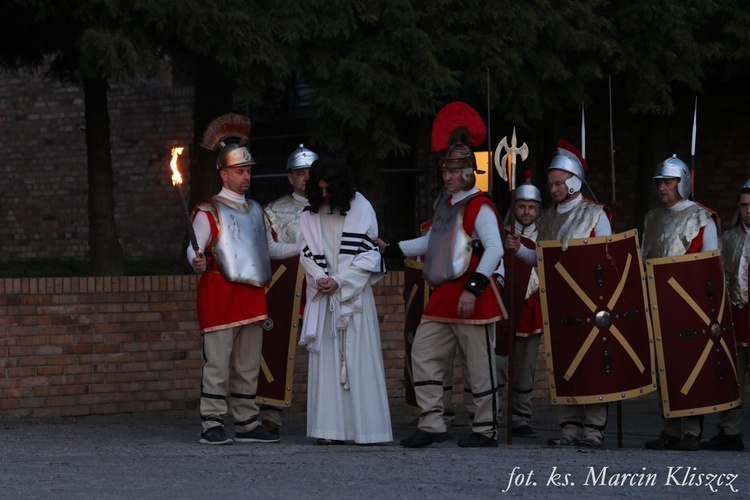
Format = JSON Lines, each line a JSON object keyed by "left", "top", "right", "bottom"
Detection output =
{"left": 0, "top": 68, "right": 194, "bottom": 263}
{"left": 0, "top": 271, "right": 550, "bottom": 419}
{"left": 4, "top": 68, "right": 750, "bottom": 266}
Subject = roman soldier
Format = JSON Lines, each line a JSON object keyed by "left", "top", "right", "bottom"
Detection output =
{"left": 507, "top": 140, "right": 612, "bottom": 448}
{"left": 643, "top": 155, "right": 721, "bottom": 452}
{"left": 257, "top": 144, "right": 318, "bottom": 435}
{"left": 381, "top": 137, "right": 506, "bottom": 448}
{"left": 702, "top": 178, "right": 750, "bottom": 451}
{"left": 497, "top": 172, "right": 543, "bottom": 438}
{"left": 188, "top": 114, "right": 298, "bottom": 445}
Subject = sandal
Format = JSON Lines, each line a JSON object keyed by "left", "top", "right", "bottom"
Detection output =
{"left": 547, "top": 435, "right": 579, "bottom": 446}
{"left": 578, "top": 436, "right": 604, "bottom": 449}
{"left": 317, "top": 438, "right": 345, "bottom": 445}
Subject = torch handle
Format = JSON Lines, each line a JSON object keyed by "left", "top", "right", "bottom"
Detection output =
{"left": 175, "top": 185, "right": 200, "bottom": 252}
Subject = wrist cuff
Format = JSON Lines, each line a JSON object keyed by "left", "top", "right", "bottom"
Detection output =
{"left": 464, "top": 272, "right": 490, "bottom": 297}
{"left": 383, "top": 241, "right": 405, "bottom": 260}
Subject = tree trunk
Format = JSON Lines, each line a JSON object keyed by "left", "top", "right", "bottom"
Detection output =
{"left": 84, "top": 78, "right": 124, "bottom": 276}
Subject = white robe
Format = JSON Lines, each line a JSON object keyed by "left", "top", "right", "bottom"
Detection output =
{"left": 299, "top": 193, "right": 393, "bottom": 444}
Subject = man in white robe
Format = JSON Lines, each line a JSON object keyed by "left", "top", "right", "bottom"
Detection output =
{"left": 298, "top": 157, "right": 393, "bottom": 445}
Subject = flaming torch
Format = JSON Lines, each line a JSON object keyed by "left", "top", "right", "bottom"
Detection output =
{"left": 170, "top": 146, "right": 199, "bottom": 252}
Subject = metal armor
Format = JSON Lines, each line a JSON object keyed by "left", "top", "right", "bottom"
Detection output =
{"left": 721, "top": 226, "right": 750, "bottom": 308}
{"left": 641, "top": 204, "right": 713, "bottom": 260}
{"left": 264, "top": 195, "right": 306, "bottom": 244}
{"left": 422, "top": 192, "right": 475, "bottom": 287}
{"left": 536, "top": 200, "right": 604, "bottom": 250}
{"left": 209, "top": 196, "right": 272, "bottom": 287}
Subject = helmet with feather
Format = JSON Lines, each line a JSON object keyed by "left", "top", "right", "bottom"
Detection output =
{"left": 200, "top": 114, "right": 256, "bottom": 170}
{"left": 431, "top": 102, "right": 486, "bottom": 191}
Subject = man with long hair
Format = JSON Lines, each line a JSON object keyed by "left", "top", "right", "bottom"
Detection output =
{"left": 298, "top": 158, "right": 392, "bottom": 445}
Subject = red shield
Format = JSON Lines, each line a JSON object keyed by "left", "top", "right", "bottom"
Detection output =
{"left": 496, "top": 235, "right": 535, "bottom": 356}
{"left": 646, "top": 251, "right": 740, "bottom": 417}
{"left": 538, "top": 230, "right": 656, "bottom": 404}
{"left": 256, "top": 256, "right": 305, "bottom": 408}
{"left": 403, "top": 258, "right": 430, "bottom": 408}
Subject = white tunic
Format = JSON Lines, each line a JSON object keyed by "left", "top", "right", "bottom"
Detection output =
{"left": 300, "top": 195, "right": 393, "bottom": 444}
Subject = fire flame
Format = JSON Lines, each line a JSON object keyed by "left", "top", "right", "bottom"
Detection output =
{"left": 170, "top": 146, "right": 185, "bottom": 186}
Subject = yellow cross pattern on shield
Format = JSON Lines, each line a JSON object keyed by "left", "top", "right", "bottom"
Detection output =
{"left": 646, "top": 250, "right": 740, "bottom": 418}
{"left": 538, "top": 230, "right": 656, "bottom": 405}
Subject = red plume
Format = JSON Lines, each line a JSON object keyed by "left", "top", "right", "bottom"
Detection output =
{"left": 201, "top": 114, "right": 251, "bottom": 152}
{"left": 557, "top": 139, "right": 588, "bottom": 172}
{"left": 431, "top": 102, "right": 486, "bottom": 152}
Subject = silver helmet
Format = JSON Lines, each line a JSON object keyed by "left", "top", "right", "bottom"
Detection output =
{"left": 653, "top": 154, "right": 691, "bottom": 200}
{"left": 743, "top": 178, "right": 750, "bottom": 190}
{"left": 516, "top": 171, "right": 542, "bottom": 203}
{"left": 216, "top": 143, "right": 256, "bottom": 170}
{"left": 548, "top": 139, "right": 587, "bottom": 195}
{"left": 287, "top": 144, "right": 318, "bottom": 171}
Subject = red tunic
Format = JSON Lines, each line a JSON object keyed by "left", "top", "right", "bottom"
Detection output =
{"left": 194, "top": 202, "right": 268, "bottom": 333}
{"left": 517, "top": 291, "right": 543, "bottom": 337}
{"left": 422, "top": 194, "right": 503, "bottom": 324}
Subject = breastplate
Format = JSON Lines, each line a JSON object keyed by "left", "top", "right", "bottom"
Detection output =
{"left": 422, "top": 193, "right": 476, "bottom": 286}
{"left": 642, "top": 204, "right": 712, "bottom": 259}
{"left": 210, "top": 196, "right": 271, "bottom": 287}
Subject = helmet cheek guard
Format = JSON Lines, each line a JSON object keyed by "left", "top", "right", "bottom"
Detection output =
{"left": 566, "top": 175, "right": 582, "bottom": 195}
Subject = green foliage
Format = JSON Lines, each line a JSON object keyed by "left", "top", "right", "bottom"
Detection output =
{"left": 608, "top": 0, "right": 721, "bottom": 115}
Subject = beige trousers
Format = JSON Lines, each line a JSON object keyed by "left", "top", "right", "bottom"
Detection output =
{"left": 412, "top": 320, "right": 498, "bottom": 437}
{"left": 200, "top": 323, "right": 263, "bottom": 433}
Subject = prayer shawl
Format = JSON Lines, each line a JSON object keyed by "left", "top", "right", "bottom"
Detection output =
{"left": 298, "top": 192, "right": 385, "bottom": 354}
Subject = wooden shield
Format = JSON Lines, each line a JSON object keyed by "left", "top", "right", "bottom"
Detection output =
{"left": 496, "top": 235, "right": 535, "bottom": 356}
{"left": 538, "top": 230, "right": 656, "bottom": 405}
{"left": 646, "top": 250, "right": 740, "bottom": 418}
{"left": 403, "top": 258, "right": 430, "bottom": 408}
{"left": 256, "top": 256, "right": 305, "bottom": 408}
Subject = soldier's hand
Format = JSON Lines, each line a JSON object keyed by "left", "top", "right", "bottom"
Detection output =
{"left": 370, "top": 236, "right": 387, "bottom": 254}
{"left": 504, "top": 234, "right": 521, "bottom": 253}
{"left": 191, "top": 252, "right": 206, "bottom": 274}
{"left": 457, "top": 290, "right": 476, "bottom": 318}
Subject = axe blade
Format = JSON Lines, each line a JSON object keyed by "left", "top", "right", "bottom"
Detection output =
{"left": 494, "top": 137, "right": 509, "bottom": 181}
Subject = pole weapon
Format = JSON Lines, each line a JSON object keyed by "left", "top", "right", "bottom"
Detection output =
{"left": 606, "top": 76, "right": 624, "bottom": 447}
{"left": 486, "top": 68, "right": 493, "bottom": 194}
{"left": 581, "top": 103, "right": 586, "bottom": 160}
{"left": 494, "top": 128, "right": 528, "bottom": 445}
{"left": 691, "top": 96, "right": 698, "bottom": 199}
{"left": 608, "top": 76, "right": 617, "bottom": 230}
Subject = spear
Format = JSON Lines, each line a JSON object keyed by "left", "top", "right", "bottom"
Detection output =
{"left": 691, "top": 96, "right": 698, "bottom": 199}
{"left": 581, "top": 103, "right": 586, "bottom": 160}
{"left": 608, "top": 76, "right": 617, "bottom": 229}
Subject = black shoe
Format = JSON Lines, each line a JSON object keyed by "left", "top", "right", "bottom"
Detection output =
{"left": 644, "top": 432, "right": 680, "bottom": 450}
{"left": 457, "top": 432, "right": 498, "bottom": 448}
{"left": 675, "top": 434, "right": 701, "bottom": 451}
{"left": 199, "top": 426, "right": 233, "bottom": 445}
{"left": 235, "top": 425, "right": 281, "bottom": 443}
{"left": 399, "top": 429, "right": 451, "bottom": 448}
{"left": 702, "top": 430, "right": 745, "bottom": 451}
{"left": 512, "top": 425, "right": 538, "bottom": 438}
